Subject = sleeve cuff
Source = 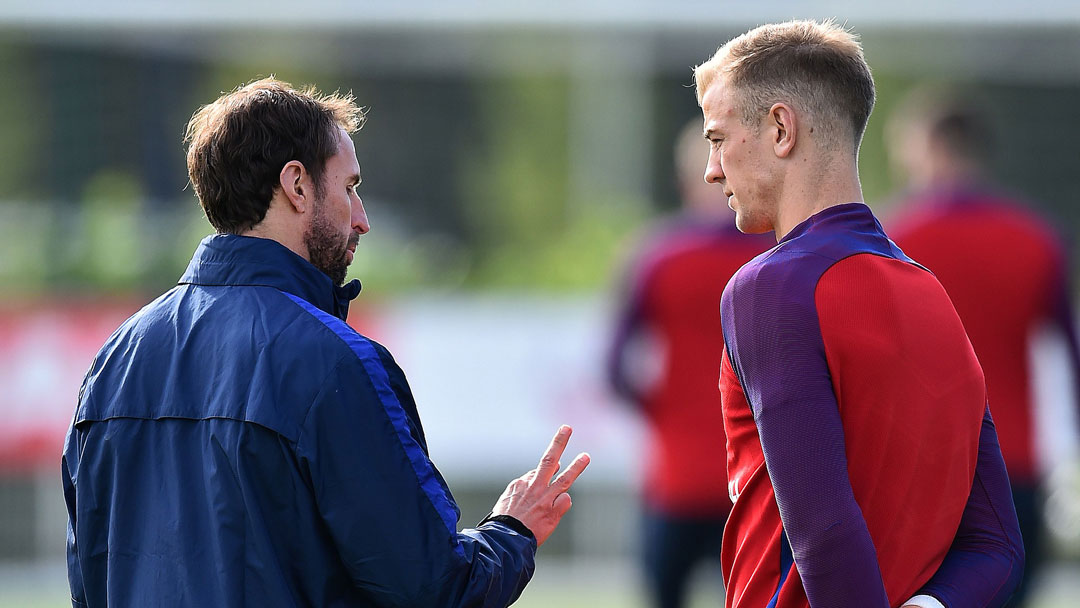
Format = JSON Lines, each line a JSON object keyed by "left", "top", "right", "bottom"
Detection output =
{"left": 479, "top": 513, "right": 536, "bottom": 541}
{"left": 904, "top": 594, "right": 946, "bottom": 608}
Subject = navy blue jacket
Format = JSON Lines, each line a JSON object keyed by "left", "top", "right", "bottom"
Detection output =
{"left": 62, "top": 234, "right": 536, "bottom": 607}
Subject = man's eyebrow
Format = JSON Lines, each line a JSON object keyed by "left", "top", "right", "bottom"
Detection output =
{"left": 703, "top": 128, "right": 720, "bottom": 140}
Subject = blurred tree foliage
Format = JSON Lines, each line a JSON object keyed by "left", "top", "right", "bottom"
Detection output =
{"left": 0, "top": 42, "right": 41, "bottom": 201}
{"left": 0, "top": 33, "right": 1074, "bottom": 295}
{"left": 461, "top": 73, "right": 645, "bottom": 290}
{"left": 859, "top": 71, "right": 919, "bottom": 208}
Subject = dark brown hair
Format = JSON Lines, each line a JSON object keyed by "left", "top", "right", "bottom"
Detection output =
{"left": 184, "top": 77, "right": 365, "bottom": 234}
{"left": 695, "top": 20, "right": 876, "bottom": 153}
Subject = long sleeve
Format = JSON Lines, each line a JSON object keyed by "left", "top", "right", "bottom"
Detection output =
{"left": 298, "top": 346, "right": 535, "bottom": 608}
{"left": 64, "top": 372, "right": 94, "bottom": 608}
{"left": 753, "top": 373, "right": 890, "bottom": 607}
{"left": 912, "top": 409, "right": 1024, "bottom": 607}
{"left": 725, "top": 282, "right": 890, "bottom": 607}
{"left": 606, "top": 256, "right": 651, "bottom": 406}
{"left": 62, "top": 431, "right": 88, "bottom": 608}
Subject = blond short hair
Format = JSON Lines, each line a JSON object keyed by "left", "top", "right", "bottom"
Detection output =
{"left": 694, "top": 20, "right": 876, "bottom": 153}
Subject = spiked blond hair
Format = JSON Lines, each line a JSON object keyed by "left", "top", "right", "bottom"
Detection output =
{"left": 694, "top": 20, "right": 876, "bottom": 153}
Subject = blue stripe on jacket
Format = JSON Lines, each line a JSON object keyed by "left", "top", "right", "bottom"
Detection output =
{"left": 281, "top": 290, "right": 466, "bottom": 560}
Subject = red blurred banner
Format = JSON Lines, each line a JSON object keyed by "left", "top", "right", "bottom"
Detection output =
{"left": 0, "top": 299, "right": 143, "bottom": 472}
{"left": 0, "top": 297, "right": 381, "bottom": 472}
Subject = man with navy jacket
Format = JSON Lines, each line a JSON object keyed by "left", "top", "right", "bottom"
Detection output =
{"left": 62, "top": 77, "right": 589, "bottom": 608}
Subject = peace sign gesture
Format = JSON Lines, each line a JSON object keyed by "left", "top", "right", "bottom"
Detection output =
{"left": 490, "top": 425, "right": 591, "bottom": 546}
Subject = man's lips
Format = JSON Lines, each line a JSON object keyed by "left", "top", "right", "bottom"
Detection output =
{"left": 346, "top": 233, "right": 360, "bottom": 262}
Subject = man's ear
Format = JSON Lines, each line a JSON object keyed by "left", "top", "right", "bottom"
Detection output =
{"left": 769, "top": 103, "right": 797, "bottom": 159}
{"left": 278, "top": 161, "right": 310, "bottom": 213}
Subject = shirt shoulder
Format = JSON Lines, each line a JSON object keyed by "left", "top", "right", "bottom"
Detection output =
{"left": 720, "top": 242, "right": 840, "bottom": 397}
{"left": 720, "top": 205, "right": 919, "bottom": 387}
{"left": 722, "top": 239, "right": 840, "bottom": 331}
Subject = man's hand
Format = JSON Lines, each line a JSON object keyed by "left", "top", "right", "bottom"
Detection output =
{"left": 491, "top": 425, "right": 591, "bottom": 546}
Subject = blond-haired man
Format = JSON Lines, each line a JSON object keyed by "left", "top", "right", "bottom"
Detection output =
{"left": 697, "top": 21, "right": 1023, "bottom": 608}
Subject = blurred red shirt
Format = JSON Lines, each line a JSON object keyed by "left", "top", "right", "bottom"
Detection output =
{"left": 889, "top": 184, "right": 1080, "bottom": 484}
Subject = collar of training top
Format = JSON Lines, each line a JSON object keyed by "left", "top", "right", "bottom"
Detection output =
{"left": 178, "top": 233, "right": 363, "bottom": 321}
{"left": 778, "top": 202, "right": 877, "bottom": 246}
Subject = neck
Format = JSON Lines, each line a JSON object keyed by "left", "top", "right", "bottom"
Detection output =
{"left": 773, "top": 153, "right": 864, "bottom": 242}
{"left": 242, "top": 199, "right": 310, "bottom": 262}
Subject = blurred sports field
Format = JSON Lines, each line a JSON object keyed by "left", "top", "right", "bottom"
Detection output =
{"left": 4, "top": 559, "right": 1077, "bottom": 607}
{"left": 2, "top": 4, "right": 1080, "bottom": 608}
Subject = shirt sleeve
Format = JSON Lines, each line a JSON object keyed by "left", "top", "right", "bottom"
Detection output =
{"left": 723, "top": 262, "right": 890, "bottom": 607}
{"left": 912, "top": 407, "right": 1024, "bottom": 608}
{"left": 297, "top": 352, "right": 536, "bottom": 608}
{"left": 606, "top": 255, "right": 652, "bottom": 406}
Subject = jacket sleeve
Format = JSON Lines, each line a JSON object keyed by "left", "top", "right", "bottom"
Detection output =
{"left": 296, "top": 348, "right": 536, "bottom": 608}
{"left": 62, "top": 426, "right": 88, "bottom": 608}
{"left": 64, "top": 371, "right": 92, "bottom": 608}
{"left": 911, "top": 408, "right": 1024, "bottom": 607}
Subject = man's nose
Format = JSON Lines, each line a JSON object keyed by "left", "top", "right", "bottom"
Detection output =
{"left": 699, "top": 152, "right": 725, "bottom": 183}
{"left": 353, "top": 197, "right": 370, "bottom": 235}
{"left": 704, "top": 160, "right": 725, "bottom": 184}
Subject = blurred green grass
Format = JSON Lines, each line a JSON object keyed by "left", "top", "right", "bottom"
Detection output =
{"left": 1, "top": 589, "right": 1077, "bottom": 608}
{"left": 0, "top": 594, "right": 69, "bottom": 608}
{"left": 3, "top": 562, "right": 1077, "bottom": 608}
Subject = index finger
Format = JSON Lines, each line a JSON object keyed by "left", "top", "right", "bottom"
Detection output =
{"left": 536, "top": 425, "right": 572, "bottom": 481}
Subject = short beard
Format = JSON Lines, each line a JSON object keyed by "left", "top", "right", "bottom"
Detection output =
{"left": 303, "top": 193, "right": 351, "bottom": 286}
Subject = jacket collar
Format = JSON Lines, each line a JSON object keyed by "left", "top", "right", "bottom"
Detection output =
{"left": 179, "top": 234, "right": 362, "bottom": 320}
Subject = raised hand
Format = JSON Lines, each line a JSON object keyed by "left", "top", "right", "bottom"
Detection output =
{"left": 491, "top": 425, "right": 591, "bottom": 546}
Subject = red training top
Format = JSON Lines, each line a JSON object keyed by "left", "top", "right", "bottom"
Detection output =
{"left": 890, "top": 185, "right": 1080, "bottom": 484}
{"left": 721, "top": 204, "right": 1022, "bottom": 608}
{"left": 608, "top": 216, "right": 771, "bottom": 515}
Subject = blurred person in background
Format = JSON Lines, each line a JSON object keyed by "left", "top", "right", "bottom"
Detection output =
{"left": 887, "top": 85, "right": 1080, "bottom": 606}
{"left": 699, "top": 20, "right": 1023, "bottom": 608}
{"left": 606, "top": 119, "right": 770, "bottom": 608}
{"left": 61, "top": 77, "right": 589, "bottom": 608}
